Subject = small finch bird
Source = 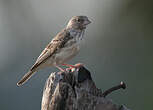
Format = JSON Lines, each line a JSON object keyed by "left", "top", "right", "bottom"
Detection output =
{"left": 17, "top": 16, "right": 91, "bottom": 86}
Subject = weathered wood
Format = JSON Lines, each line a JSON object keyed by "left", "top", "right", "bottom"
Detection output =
{"left": 41, "top": 65, "right": 130, "bottom": 110}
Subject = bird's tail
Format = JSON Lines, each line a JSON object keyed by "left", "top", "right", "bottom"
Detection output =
{"left": 17, "top": 70, "right": 36, "bottom": 86}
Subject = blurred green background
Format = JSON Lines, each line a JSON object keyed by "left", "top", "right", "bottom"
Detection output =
{"left": 0, "top": 0, "right": 153, "bottom": 110}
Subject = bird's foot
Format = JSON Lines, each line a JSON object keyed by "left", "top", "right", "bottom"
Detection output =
{"left": 55, "top": 65, "right": 66, "bottom": 73}
{"left": 56, "top": 63, "right": 84, "bottom": 73}
{"left": 62, "top": 63, "right": 84, "bottom": 70}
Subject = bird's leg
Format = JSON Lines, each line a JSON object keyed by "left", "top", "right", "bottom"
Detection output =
{"left": 55, "top": 63, "right": 84, "bottom": 73}
{"left": 62, "top": 63, "right": 83, "bottom": 69}
{"left": 55, "top": 65, "right": 66, "bottom": 73}
{"left": 62, "top": 64, "right": 76, "bottom": 68}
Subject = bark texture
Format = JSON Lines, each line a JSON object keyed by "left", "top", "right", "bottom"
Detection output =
{"left": 41, "top": 66, "right": 130, "bottom": 110}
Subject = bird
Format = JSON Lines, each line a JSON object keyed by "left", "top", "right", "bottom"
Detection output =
{"left": 17, "top": 16, "right": 91, "bottom": 86}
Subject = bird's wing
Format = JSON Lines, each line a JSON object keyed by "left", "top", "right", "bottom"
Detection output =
{"left": 30, "top": 29, "right": 72, "bottom": 71}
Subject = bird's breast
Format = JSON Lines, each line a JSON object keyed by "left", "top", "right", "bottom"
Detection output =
{"left": 54, "top": 40, "right": 80, "bottom": 65}
{"left": 69, "top": 29, "right": 85, "bottom": 42}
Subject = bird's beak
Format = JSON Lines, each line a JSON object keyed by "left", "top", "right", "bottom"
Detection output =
{"left": 84, "top": 19, "right": 91, "bottom": 25}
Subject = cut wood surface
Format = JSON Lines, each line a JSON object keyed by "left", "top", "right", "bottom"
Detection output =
{"left": 41, "top": 65, "right": 130, "bottom": 110}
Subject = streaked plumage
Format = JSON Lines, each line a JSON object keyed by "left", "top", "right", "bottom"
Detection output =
{"left": 17, "top": 16, "right": 91, "bottom": 86}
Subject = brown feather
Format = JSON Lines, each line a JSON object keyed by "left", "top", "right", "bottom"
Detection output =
{"left": 30, "top": 29, "right": 72, "bottom": 71}
{"left": 17, "top": 70, "right": 35, "bottom": 86}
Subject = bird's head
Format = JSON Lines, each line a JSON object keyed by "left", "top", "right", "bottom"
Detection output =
{"left": 66, "top": 16, "right": 91, "bottom": 30}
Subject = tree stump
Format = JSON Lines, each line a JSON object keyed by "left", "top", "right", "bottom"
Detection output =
{"left": 41, "top": 65, "right": 130, "bottom": 110}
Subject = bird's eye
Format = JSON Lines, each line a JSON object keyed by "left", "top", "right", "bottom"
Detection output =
{"left": 77, "top": 19, "right": 81, "bottom": 22}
